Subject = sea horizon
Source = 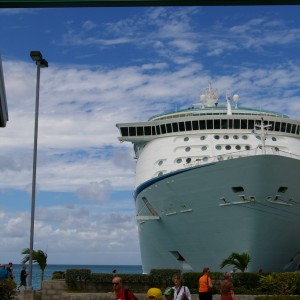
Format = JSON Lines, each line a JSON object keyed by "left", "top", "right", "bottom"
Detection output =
{"left": 10, "top": 263, "right": 143, "bottom": 290}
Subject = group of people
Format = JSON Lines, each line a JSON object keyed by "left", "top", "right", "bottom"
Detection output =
{"left": 111, "top": 274, "right": 192, "bottom": 300}
{"left": 199, "top": 267, "right": 234, "bottom": 300}
{"left": 111, "top": 269, "right": 234, "bottom": 300}
{"left": 0, "top": 262, "right": 29, "bottom": 290}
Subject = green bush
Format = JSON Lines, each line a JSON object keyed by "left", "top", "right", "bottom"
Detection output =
{"left": 65, "top": 269, "right": 91, "bottom": 290}
{"left": 149, "top": 269, "right": 181, "bottom": 287}
{"left": 0, "top": 278, "right": 17, "bottom": 300}
{"left": 233, "top": 272, "right": 262, "bottom": 289}
{"left": 65, "top": 268, "right": 181, "bottom": 292}
{"left": 259, "top": 273, "right": 300, "bottom": 295}
{"left": 255, "top": 296, "right": 300, "bottom": 300}
{"left": 63, "top": 269, "right": 300, "bottom": 295}
{"left": 52, "top": 271, "right": 65, "bottom": 280}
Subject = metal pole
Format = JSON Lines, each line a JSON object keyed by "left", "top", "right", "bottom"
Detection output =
{"left": 28, "top": 61, "right": 41, "bottom": 289}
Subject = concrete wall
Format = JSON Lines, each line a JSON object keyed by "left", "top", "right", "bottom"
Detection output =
{"left": 60, "top": 293, "right": 255, "bottom": 300}
{"left": 33, "top": 280, "right": 256, "bottom": 300}
{"left": 41, "top": 280, "right": 67, "bottom": 300}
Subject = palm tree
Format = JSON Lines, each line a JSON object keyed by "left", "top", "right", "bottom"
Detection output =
{"left": 220, "top": 252, "right": 251, "bottom": 272}
{"left": 21, "top": 248, "right": 48, "bottom": 284}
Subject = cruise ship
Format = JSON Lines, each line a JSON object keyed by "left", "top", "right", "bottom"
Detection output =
{"left": 116, "top": 83, "right": 300, "bottom": 274}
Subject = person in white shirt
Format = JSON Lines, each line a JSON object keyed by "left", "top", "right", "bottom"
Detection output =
{"left": 172, "top": 274, "right": 192, "bottom": 300}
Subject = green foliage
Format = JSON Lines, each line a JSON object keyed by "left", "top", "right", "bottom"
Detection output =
{"left": 182, "top": 272, "right": 201, "bottom": 294}
{"left": 0, "top": 278, "right": 17, "bottom": 300}
{"left": 255, "top": 297, "right": 300, "bottom": 300}
{"left": 65, "top": 269, "right": 92, "bottom": 290}
{"left": 63, "top": 268, "right": 300, "bottom": 296}
{"left": 149, "top": 269, "right": 181, "bottom": 286}
{"left": 65, "top": 268, "right": 180, "bottom": 292}
{"left": 52, "top": 271, "right": 65, "bottom": 280}
{"left": 259, "top": 273, "right": 300, "bottom": 295}
{"left": 220, "top": 252, "right": 251, "bottom": 272}
{"left": 233, "top": 272, "right": 262, "bottom": 289}
{"left": 21, "top": 248, "right": 48, "bottom": 285}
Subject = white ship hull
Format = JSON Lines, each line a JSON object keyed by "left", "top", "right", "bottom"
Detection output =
{"left": 117, "top": 83, "right": 300, "bottom": 273}
{"left": 136, "top": 155, "right": 300, "bottom": 273}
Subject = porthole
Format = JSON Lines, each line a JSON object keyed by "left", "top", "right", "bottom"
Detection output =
{"left": 176, "top": 158, "right": 182, "bottom": 164}
{"left": 184, "top": 137, "right": 189, "bottom": 142}
{"left": 217, "top": 156, "right": 224, "bottom": 161}
{"left": 201, "top": 146, "right": 207, "bottom": 151}
{"left": 214, "top": 135, "right": 220, "bottom": 140}
{"left": 233, "top": 135, "right": 239, "bottom": 140}
{"left": 185, "top": 147, "right": 191, "bottom": 152}
{"left": 203, "top": 157, "right": 208, "bottom": 162}
{"left": 223, "top": 135, "right": 229, "bottom": 140}
{"left": 256, "top": 136, "right": 261, "bottom": 140}
{"left": 235, "top": 145, "right": 241, "bottom": 150}
{"left": 272, "top": 137, "right": 277, "bottom": 141}
{"left": 275, "top": 147, "right": 279, "bottom": 151}
{"left": 216, "top": 145, "right": 222, "bottom": 150}
{"left": 245, "top": 145, "right": 250, "bottom": 150}
{"left": 225, "top": 145, "right": 231, "bottom": 150}
{"left": 200, "top": 136, "right": 206, "bottom": 140}
{"left": 158, "top": 171, "right": 163, "bottom": 177}
{"left": 242, "top": 135, "right": 248, "bottom": 140}
{"left": 158, "top": 160, "right": 163, "bottom": 166}
{"left": 186, "top": 158, "right": 191, "bottom": 163}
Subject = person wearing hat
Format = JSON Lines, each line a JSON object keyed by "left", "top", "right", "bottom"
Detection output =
{"left": 147, "top": 288, "right": 163, "bottom": 300}
{"left": 163, "top": 287, "right": 174, "bottom": 300}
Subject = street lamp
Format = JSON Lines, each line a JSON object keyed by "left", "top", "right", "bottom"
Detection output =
{"left": 29, "top": 51, "right": 48, "bottom": 289}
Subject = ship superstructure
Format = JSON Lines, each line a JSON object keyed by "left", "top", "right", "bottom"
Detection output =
{"left": 116, "top": 83, "right": 300, "bottom": 273}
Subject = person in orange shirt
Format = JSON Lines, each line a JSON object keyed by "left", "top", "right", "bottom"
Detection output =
{"left": 198, "top": 267, "right": 213, "bottom": 300}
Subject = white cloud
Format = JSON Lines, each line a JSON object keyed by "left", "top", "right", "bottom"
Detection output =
{"left": 1, "top": 6, "right": 300, "bottom": 267}
{"left": 76, "top": 180, "right": 112, "bottom": 202}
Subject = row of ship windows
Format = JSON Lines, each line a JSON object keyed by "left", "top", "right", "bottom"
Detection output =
{"left": 157, "top": 145, "right": 252, "bottom": 166}
{"left": 157, "top": 145, "right": 281, "bottom": 166}
{"left": 184, "top": 135, "right": 277, "bottom": 141}
{"left": 157, "top": 148, "right": 281, "bottom": 172}
{"left": 156, "top": 156, "right": 217, "bottom": 176}
{"left": 182, "top": 144, "right": 251, "bottom": 153}
{"left": 120, "top": 119, "right": 300, "bottom": 137}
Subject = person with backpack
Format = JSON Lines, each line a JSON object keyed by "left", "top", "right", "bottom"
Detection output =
{"left": 112, "top": 276, "right": 138, "bottom": 300}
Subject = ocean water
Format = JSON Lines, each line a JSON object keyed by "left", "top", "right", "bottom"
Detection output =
{"left": 11, "top": 264, "right": 142, "bottom": 290}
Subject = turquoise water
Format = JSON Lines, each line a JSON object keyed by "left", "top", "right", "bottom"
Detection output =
{"left": 11, "top": 264, "right": 142, "bottom": 290}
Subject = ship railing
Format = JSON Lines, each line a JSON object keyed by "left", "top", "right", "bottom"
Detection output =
{"left": 182, "top": 146, "right": 300, "bottom": 169}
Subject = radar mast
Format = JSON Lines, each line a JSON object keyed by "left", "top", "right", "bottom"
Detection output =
{"left": 199, "top": 81, "right": 219, "bottom": 107}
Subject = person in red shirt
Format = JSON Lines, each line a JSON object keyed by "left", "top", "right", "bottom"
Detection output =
{"left": 112, "top": 276, "right": 137, "bottom": 300}
{"left": 220, "top": 272, "right": 234, "bottom": 300}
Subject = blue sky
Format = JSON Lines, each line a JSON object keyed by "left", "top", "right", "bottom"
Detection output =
{"left": 0, "top": 5, "right": 300, "bottom": 266}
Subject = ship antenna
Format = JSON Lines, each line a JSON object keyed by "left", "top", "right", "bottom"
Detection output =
{"left": 200, "top": 81, "right": 219, "bottom": 107}
{"left": 255, "top": 117, "right": 272, "bottom": 154}
{"left": 226, "top": 89, "right": 232, "bottom": 115}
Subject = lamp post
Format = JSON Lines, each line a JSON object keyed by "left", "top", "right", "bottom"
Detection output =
{"left": 29, "top": 51, "right": 48, "bottom": 289}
